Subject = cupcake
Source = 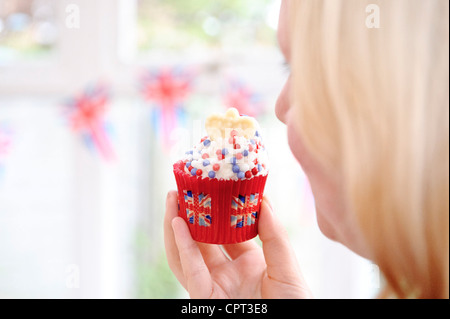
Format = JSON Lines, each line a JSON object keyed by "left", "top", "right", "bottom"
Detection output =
{"left": 173, "top": 108, "right": 269, "bottom": 244}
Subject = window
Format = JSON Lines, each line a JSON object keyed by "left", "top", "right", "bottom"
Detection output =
{"left": 0, "top": 0, "right": 58, "bottom": 65}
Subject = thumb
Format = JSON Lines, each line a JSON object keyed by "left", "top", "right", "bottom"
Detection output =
{"left": 258, "top": 197, "right": 311, "bottom": 296}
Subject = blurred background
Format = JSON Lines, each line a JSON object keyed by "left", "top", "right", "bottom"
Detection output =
{"left": 0, "top": 0, "right": 379, "bottom": 298}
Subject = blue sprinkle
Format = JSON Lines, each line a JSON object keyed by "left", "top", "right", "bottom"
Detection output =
{"left": 208, "top": 171, "right": 216, "bottom": 178}
{"left": 191, "top": 168, "right": 197, "bottom": 176}
{"left": 230, "top": 157, "right": 237, "bottom": 165}
{"left": 257, "top": 164, "right": 262, "bottom": 171}
{"left": 222, "top": 148, "right": 229, "bottom": 155}
{"left": 243, "top": 150, "right": 249, "bottom": 156}
{"left": 186, "top": 162, "right": 191, "bottom": 168}
{"left": 255, "top": 131, "right": 259, "bottom": 137}
{"left": 203, "top": 159, "right": 210, "bottom": 166}
{"left": 189, "top": 150, "right": 194, "bottom": 154}
{"left": 232, "top": 165, "right": 240, "bottom": 173}
{"left": 203, "top": 139, "right": 211, "bottom": 147}
{"left": 237, "top": 171, "right": 245, "bottom": 179}
{"left": 250, "top": 139, "right": 256, "bottom": 145}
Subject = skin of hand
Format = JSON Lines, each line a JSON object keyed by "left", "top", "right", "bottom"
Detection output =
{"left": 164, "top": 190, "right": 312, "bottom": 299}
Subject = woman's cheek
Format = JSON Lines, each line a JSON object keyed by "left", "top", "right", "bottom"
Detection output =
{"left": 287, "top": 118, "right": 313, "bottom": 171}
{"left": 286, "top": 119, "right": 341, "bottom": 241}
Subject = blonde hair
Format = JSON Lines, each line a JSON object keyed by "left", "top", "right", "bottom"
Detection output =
{"left": 289, "top": 0, "right": 449, "bottom": 298}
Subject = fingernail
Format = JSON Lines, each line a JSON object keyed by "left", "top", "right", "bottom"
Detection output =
{"left": 167, "top": 190, "right": 176, "bottom": 201}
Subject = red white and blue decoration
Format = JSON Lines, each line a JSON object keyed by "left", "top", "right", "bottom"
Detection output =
{"left": 140, "top": 67, "right": 193, "bottom": 149}
{"left": 223, "top": 79, "right": 263, "bottom": 118}
{"left": 183, "top": 190, "right": 212, "bottom": 227}
{"left": 0, "top": 124, "right": 12, "bottom": 160}
{"left": 0, "top": 123, "right": 12, "bottom": 180}
{"left": 230, "top": 193, "right": 259, "bottom": 228}
{"left": 64, "top": 83, "right": 115, "bottom": 161}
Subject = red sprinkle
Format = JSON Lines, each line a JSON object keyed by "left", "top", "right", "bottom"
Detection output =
{"left": 216, "top": 149, "right": 222, "bottom": 155}
{"left": 228, "top": 137, "right": 235, "bottom": 144}
{"left": 230, "top": 130, "right": 238, "bottom": 137}
{"left": 196, "top": 169, "right": 203, "bottom": 176}
{"left": 217, "top": 154, "right": 224, "bottom": 160}
{"left": 234, "top": 144, "right": 241, "bottom": 149}
{"left": 236, "top": 153, "right": 243, "bottom": 160}
{"left": 202, "top": 153, "right": 209, "bottom": 159}
{"left": 200, "top": 136, "right": 207, "bottom": 142}
{"left": 248, "top": 145, "right": 254, "bottom": 152}
{"left": 252, "top": 167, "right": 258, "bottom": 175}
{"left": 213, "top": 164, "right": 220, "bottom": 171}
{"left": 245, "top": 171, "right": 252, "bottom": 178}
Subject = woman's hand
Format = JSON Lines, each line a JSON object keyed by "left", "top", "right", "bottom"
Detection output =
{"left": 164, "top": 190, "right": 312, "bottom": 299}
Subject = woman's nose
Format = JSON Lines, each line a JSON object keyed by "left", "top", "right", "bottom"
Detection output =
{"left": 275, "top": 79, "right": 290, "bottom": 124}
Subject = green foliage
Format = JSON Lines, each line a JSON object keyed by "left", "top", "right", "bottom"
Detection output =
{"left": 137, "top": 0, "right": 276, "bottom": 51}
{"left": 135, "top": 229, "right": 181, "bottom": 298}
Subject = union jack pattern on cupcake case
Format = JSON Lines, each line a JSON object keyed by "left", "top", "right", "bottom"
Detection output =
{"left": 183, "top": 190, "right": 212, "bottom": 227}
{"left": 230, "top": 193, "right": 259, "bottom": 228}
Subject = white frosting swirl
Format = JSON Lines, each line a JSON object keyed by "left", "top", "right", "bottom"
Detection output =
{"left": 181, "top": 129, "right": 269, "bottom": 180}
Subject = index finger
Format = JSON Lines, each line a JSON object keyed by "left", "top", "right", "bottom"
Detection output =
{"left": 163, "top": 190, "right": 187, "bottom": 289}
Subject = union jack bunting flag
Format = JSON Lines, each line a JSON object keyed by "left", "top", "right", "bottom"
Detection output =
{"left": 183, "top": 190, "right": 212, "bottom": 227}
{"left": 230, "top": 193, "right": 259, "bottom": 228}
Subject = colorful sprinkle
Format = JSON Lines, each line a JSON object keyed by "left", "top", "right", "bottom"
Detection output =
{"left": 213, "top": 164, "right": 220, "bottom": 171}
{"left": 232, "top": 165, "right": 240, "bottom": 173}
{"left": 196, "top": 169, "right": 203, "bottom": 176}
{"left": 245, "top": 171, "right": 252, "bottom": 178}
{"left": 222, "top": 148, "right": 229, "bottom": 155}
{"left": 237, "top": 171, "right": 245, "bottom": 179}
{"left": 208, "top": 171, "right": 216, "bottom": 178}
{"left": 203, "top": 159, "right": 210, "bottom": 166}
{"left": 202, "top": 153, "right": 209, "bottom": 159}
{"left": 191, "top": 168, "right": 197, "bottom": 176}
{"left": 243, "top": 150, "right": 249, "bottom": 156}
{"left": 252, "top": 167, "right": 258, "bottom": 175}
{"left": 186, "top": 162, "right": 191, "bottom": 168}
{"left": 236, "top": 153, "right": 243, "bottom": 160}
{"left": 203, "top": 139, "right": 211, "bottom": 147}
